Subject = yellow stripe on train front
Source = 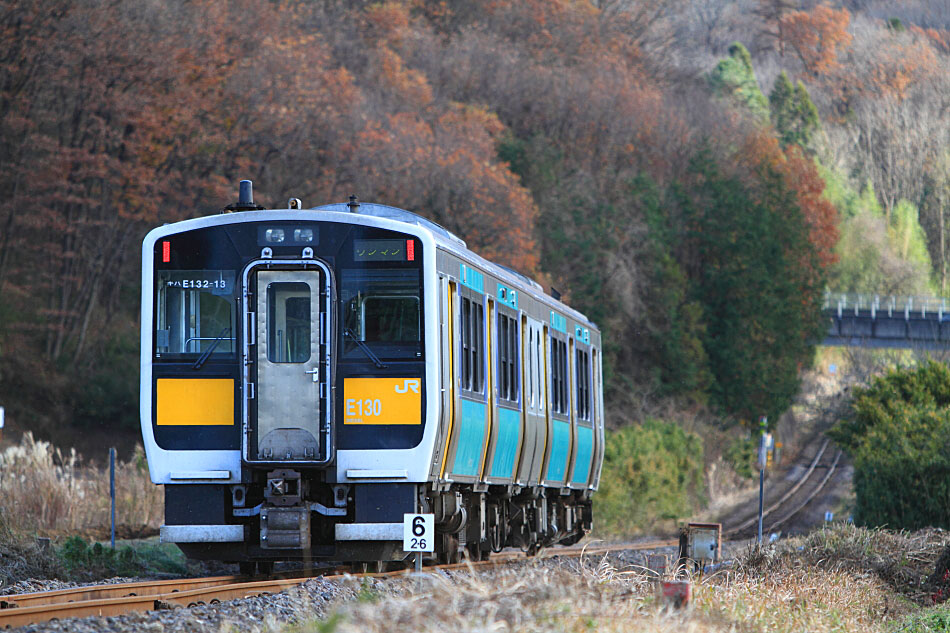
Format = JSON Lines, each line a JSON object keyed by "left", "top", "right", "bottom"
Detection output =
{"left": 343, "top": 377, "right": 422, "bottom": 425}
{"left": 156, "top": 378, "right": 234, "bottom": 426}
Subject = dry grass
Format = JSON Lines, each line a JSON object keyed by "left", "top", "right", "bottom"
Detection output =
{"left": 0, "top": 433, "right": 162, "bottom": 539}
{"left": 276, "top": 558, "right": 891, "bottom": 632}
{"left": 270, "top": 526, "right": 950, "bottom": 633}
{"left": 698, "top": 559, "right": 909, "bottom": 632}
{"left": 757, "top": 524, "right": 950, "bottom": 604}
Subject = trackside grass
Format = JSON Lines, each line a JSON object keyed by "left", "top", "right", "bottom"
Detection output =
{"left": 0, "top": 433, "right": 162, "bottom": 537}
{"left": 270, "top": 526, "right": 950, "bottom": 633}
{"left": 0, "top": 433, "right": 178, "bottom": 585}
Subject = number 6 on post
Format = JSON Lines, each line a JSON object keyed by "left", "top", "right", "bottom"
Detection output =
{"left": 403, "top": 514, "right": 434, "bottom": 552}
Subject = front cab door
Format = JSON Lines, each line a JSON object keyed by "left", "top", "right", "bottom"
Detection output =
{"left": 244, "top": 264, "right": 332, "bottom": 465}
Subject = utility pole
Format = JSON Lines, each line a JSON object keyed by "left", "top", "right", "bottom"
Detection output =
{"left": 757, "top": 416, "right": 767, "bottom": 545}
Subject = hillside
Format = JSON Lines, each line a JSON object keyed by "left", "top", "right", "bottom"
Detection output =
{"left": 1, "top": 0, "right": 949, "bottom": 455}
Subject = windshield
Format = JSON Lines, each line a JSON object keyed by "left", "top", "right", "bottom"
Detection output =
{"left": 155, "top": 270, "right": 236, "bottom": 358}
{"left": 341, "top": 269, "right": 422, "bottom": 360}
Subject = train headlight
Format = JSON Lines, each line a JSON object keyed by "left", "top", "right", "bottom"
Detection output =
{"left": 264, "top": 228, "right": 285, "bottom": 243}
{"left": 294, "top": 228, "right": 313, "bottom": 243}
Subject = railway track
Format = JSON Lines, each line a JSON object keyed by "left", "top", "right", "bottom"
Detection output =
{"left": 723, "top": 437, "right": 843, "bottom": 538}
{"left": 0, "top": 540, "right": 677, "bottom": 629}
{"left": 0, "top": 438, "right": 847, "bottom": 629}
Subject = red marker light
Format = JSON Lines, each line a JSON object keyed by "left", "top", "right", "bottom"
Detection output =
{"left": 406, "top": 239, "right": 415, "bottom": 261}
{"left": 162, "top": 241, "right": 170, "bottom": 263}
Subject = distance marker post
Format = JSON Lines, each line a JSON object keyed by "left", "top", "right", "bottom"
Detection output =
{"left": 404, "top": 514, "right": 434, "bottom": 572}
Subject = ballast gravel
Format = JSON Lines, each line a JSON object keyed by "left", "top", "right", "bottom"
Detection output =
{"left": 6, "top": 543, "right": 700, "bottom": 633}
{"left": 10, "top": 575, "right": 363, "bottom": 633}
{"left": 0, "top": 577, "right": 155, "bottom": 597}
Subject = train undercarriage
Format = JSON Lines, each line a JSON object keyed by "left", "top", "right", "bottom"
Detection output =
{"left": 168, "top": 468, "right": 592, "bottom": 572}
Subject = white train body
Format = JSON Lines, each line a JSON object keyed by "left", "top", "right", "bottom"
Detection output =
{"left": 140, "top": 191, "right": 604, "bottom": 567}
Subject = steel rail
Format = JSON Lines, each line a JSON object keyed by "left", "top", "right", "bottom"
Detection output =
{"left": 0, "top": 575, "right": 243, "bottom": 609}
{"left": 0, "top": 540, "right": 677, "bottom": 628}
{"left": 763, "top": 450, "right": 842, "bottom": 533}
{"left": 724, "top": 438, "right": 830, "bottom": 536}
{"left": 0, "top": 577, "right": 323, "bottom": 628}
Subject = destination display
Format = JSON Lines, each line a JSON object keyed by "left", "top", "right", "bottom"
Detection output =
{"left": 353, "top": 239, "right": 413, "bottom": 262}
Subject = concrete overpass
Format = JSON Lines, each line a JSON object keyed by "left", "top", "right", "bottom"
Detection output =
{"left": 823, "top": 293, "right": 950, "bottom": 350}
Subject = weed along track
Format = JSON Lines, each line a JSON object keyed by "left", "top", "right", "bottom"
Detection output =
{"left": 0, "top": 541, "right": 679, "bottom": 629}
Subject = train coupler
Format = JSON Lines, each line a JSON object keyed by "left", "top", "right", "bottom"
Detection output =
{"left": 261, "top": 505, "right": 311, "bottom": 549}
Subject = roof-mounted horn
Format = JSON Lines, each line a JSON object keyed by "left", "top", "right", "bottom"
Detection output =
{"left": 224, "top": 180, "right": 265, "bottom": 212}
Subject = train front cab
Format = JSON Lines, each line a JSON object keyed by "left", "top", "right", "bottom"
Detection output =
{"left": 142, "top": 210, "right": 441, "bottom": 567}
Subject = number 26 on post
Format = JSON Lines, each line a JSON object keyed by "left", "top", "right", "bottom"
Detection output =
{"left": 403, "top": 514, "right": 434, "bottom": 552}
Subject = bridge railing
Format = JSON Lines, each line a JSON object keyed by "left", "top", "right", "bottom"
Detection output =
{"left": 822, "top": 292, "right": 950, "bottom": 320}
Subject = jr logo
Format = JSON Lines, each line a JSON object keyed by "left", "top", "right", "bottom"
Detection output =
{"left": 395, "top": 379, "right": 420, "bottom": 394}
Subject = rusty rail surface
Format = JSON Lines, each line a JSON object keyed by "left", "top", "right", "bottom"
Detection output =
{"left": 0, "top": 540, "right": 677, "bottom": 628}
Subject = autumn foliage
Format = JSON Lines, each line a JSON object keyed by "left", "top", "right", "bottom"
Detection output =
{"left": 2, "top": 0, "right": 949, "bottom": 444}
{"left": 780, "top": 4, "right": 853, "bottom": 74}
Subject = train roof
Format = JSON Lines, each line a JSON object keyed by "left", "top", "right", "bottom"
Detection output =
{"left": 150, "top": 202, "right": 596, "bottom": 333}
{"left": 313, "top": 203, "right": 466, "bottom": 248}
{"left": 313, "top": 203, "right": 547, "bottom": 295}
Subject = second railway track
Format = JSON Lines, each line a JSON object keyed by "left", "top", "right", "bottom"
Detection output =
{"left": 724, "top": 437, "right": 843, "bottom": 538}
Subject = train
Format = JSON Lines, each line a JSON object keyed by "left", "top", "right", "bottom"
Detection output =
{"left": 140, "top": 181, "right": 605, "bottom": 572}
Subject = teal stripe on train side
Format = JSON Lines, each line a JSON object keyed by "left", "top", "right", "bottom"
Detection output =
{"left": 489, "top": 406, "right": 521, "bottom": 479}
{"left": 571, "top": 425, "right": 594, "bottom": 485}
{"left": 454, "top": 398, "right": 487, "bottom": 477}
{"left": 547, "top": 419, "right": 571, "bottom": 482}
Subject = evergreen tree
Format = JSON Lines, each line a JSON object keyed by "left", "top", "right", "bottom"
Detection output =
{"left": 709, "top": 42, "right": 770, "bottom": 120}
{"left": 769, "top": 71, "right": 821, "bottom": 150}
{"left": 678, "top": 148, "right": 824, "bottom": 425}
{"left": 641, "top": 176, "right": 712, "bottom": 404}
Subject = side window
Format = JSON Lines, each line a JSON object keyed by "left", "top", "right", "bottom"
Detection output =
{"left": 560, "top": 340, "right": 568, "bottom": 413}
{"left": 590, "top": 349, "right": 600, "bottom": 423}
{"left": 537, "top": 331, "right": 544, "bottom": 413}
{"left": 459, "top": 294, "right": 484, "bottom": 394}
{"left": 474, "top": 302, "right": 484, "bottom": 392}
{"left": 498, "top": 315, "right": 508, "bottom": 399}
{"left": 497, "top": 313, "right": 519, "bottom": 403}
{"left": 549, "top": 335, "right": 558, "bottom": 413}
{"left": 527, "top": 327, "right": 535, "bottom": 409}
{"left": 461, "top": 297, "right": 471, "bottom": 390}
{"left": 550, "top": 336, "right": 569, "bottom": 415}
{"left": 575, "top": 348, "right": 591, "bottom": 421}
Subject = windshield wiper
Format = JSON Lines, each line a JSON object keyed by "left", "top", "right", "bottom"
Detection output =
{"left": 343, "top": 327, "right": 388, "bottom": 369}
{"left": 193, "top": 327, "right": 231, "bottom": 370}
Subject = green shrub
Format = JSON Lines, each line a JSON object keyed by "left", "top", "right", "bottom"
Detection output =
{"left": 829, "top": 361, "right": 950, "bottom": 529}
{"left": 594, "top": 420, "right": 705, "bottom": 537}
{"left": 57, "top": 536, "right": 188, "bottom": 577}
{"left": 893, "top": 606, "right": 950, "bottom": 633}
{"left": 723, "top": 434, "right": 756, "bottom": 479}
